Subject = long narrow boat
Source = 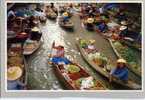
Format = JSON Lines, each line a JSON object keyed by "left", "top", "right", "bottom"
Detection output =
{"left": 76, "top": 39, "right": 141, "bottom": 90}
{"left": 7, "top": 43, "right": 27, "bottom": 89}
{"left": 96, "top": 31, "right": 142, "bottom": 77}
{"left": 108, "top": 38, "right": 141, "bottom": 77}
{"left": 23, "top": 39, "right": 41, "bottom": 55}
{"left": 119, "top": 39, "right": 141, "bottom": 52}
{"left": 48, "top": 58, "right": 107, "bottom": 90}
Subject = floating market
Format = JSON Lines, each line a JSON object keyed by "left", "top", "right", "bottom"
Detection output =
{"left": 7, "top": 3, "right": 142, "bottom": 90}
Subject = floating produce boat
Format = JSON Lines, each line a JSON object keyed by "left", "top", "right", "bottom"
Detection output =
{"left": 7, "top": 43, "right": 27, "bottom": 89}
{"left": 46, "top": 12, "right": 57, "bottom": 20}
{"left": 59, "top": 17, "right": 74, "bottom": 29}
{"left": 108, "top": 39, "right": 141, "bottom": 78}
{"left": 48, "top": 58, "right": 106, "bottom": 90}
{"left": 76, "top": 39, "right": 141, "bottom": 90}
{"left": 23, "top": 39, "right": 41, "bottom": 55}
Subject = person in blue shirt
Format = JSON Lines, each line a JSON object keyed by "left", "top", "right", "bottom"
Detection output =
{"left": 97, "top": 22, "right": 108, "bottom": 33}
{"left": 109, "top": 59, "right": 128, "bottom": 83}
{"left": 50, "top": 41, "right": 71, "bottom": 65}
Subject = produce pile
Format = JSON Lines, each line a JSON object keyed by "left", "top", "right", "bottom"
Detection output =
{"left": 75, "top": 77, "right": 105, "bottom": 90}
{"left": 7, "top": 43, "right": 24, "bottom": 68}
{"left": 65, "top": 64, "right": 80, "bottom": 74}
{"left": 79, "top": 39, "right": 108, "bottom": 67}
{"left": 80, "top": 39, "right": 88, "bottom": 48}
{"left": 88, "top": 52, "right": 108, "bottom": 67}
{"left": 113, "top": 41, "right": 141, "bottom": 73}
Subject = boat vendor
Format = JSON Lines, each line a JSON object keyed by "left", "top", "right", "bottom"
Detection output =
{"left": 31, "top": 27, "right": 42, "bottom": 41}
{"left": 62, "top": 12, "right": 69, "bottom": 23}
{"left": 119, "top": 25, "right": 135, "bottom": 42}
{"left": 109, "top": 59, "right": 128, "bottom": 83}
{"left": 97, "top": 21, "right": 108, "bottom": 33}
{"left": 50, "top": 41, "right": 71, "bottom": 65}
{"left": 86, "top": 17, "right": 94, "bottom": 30}
{"left": 7, "top": 67, "right": 26, "bottom": 90}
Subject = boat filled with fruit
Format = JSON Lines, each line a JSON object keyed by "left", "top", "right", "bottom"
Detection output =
{"left": 48, "top": 58, "right": 107, "bottom": 90}
{"left": 108, "top": 39, "right": 141, "bottom": 77}
{"left": 76, "top": 39, "right": 141, "bottom": 89}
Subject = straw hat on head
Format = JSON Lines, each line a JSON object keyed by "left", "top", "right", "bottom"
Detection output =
{"left": 89, "top": 39, "right": 95, "bottom": 44}
{"left": 117, "top": 59, "right": 127, "bottom": 64}
{"left": 119, "top": 25, "right": 127, "bottom": 31}
{"left": 31, "top": 27, "right": 40, "bottom": 32}
{"left": 7, "top": 67, "right": 23, "bottom": 81}
{"left": 121, "top": 21, "right": 127, "bottom": 25}
{"left": 87, "top": 18, "right": 94, "bottom": 24}
{"left": 63, "top": 12, "right": 68, "bottom": 17}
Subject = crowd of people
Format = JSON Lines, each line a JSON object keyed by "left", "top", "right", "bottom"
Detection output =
{"left": 79, "top": 3, "right": 141, "bottom": 43}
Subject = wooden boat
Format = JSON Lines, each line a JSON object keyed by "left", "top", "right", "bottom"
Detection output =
{"left": 7, "top": 43, "right": 27, "bottom": 89}
{"left": 59, "top": 17, "right": 74, "bottom": 29}
{"left": 119, "top": 39, "right": 141, "bottom": 51}
{"left": 46, "top": 12, "right": 57, "bottom": 20}
{"left": 23, "top": 39, "right": 41, "bottom": 55}
{"left": 108, "top": 39, "right": 141, "bottom": 78}
{"left": 76, "top": 39, "right": 141, "bottom": 90}
{"left": 48, "top": 58, "right": 106, "bottom": 90}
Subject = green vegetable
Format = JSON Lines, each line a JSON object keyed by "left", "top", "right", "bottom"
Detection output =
{"left": 80, "top": 39, "right": 88, "bottom": 48}
{"left": 67, "top": 64, "right": 80, "bottom": 73}
{"left": 113, "top": 41, "right": 141, "bottom": 71}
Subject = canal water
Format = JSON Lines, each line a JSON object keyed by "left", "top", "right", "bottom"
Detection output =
{"left": 25, "top": 5, "right": 141, "bottom": 90}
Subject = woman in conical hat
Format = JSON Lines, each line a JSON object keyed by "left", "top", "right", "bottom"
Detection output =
{"left": 109, "top": 58, "right": 128, "bottom": 83}
{"left": 7, "top": 67, "right": 26, "bottom": 90}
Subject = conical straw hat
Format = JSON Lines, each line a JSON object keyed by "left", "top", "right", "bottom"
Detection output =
{"left": 7, "top": 67, "right": 23, "bottom": 81}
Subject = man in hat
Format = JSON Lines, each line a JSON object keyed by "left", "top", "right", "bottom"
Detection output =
{"left": 119, "top": 26, "right": 136, "bottom": 42}
{"left": 7, "top": 67, "right": 26, "bottom": 90}
{"left": 31, "top": 27, "right": 42, "bottom": 41}
{"left": 62, "top": 12, "right": 69, "bottom": 24}
{"left": 50, "top": 41, "right": 70, "bottom": 65}
{"left": 109, "top": 59, "right": 128, "bottom": 83}
{"left": 119, "top": 25, "right": 128, "bottom": 37}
